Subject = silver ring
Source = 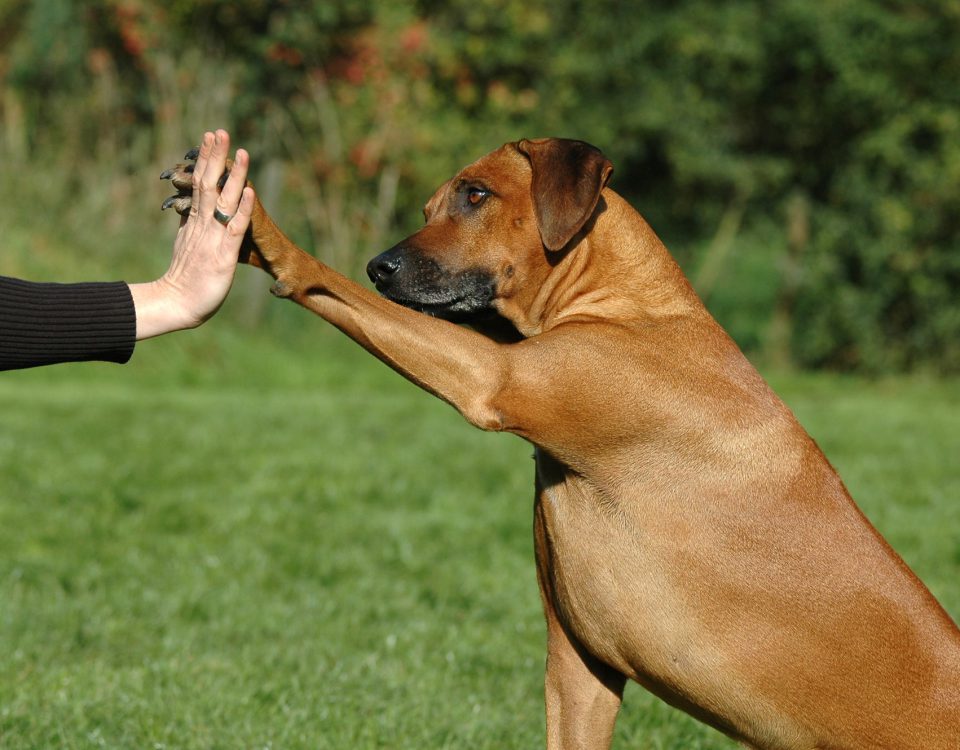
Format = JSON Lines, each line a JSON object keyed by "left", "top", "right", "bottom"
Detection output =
{"left": 213, "top": 206, "right": 233, "bottom": 226}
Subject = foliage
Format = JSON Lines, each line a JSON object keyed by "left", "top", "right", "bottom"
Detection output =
{"left": 1, "top": 0, "right": 958, "bottom": 371}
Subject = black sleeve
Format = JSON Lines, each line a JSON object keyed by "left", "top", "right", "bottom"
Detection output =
{"left": 0, "top": 276, "right": 137, "bottom": 371}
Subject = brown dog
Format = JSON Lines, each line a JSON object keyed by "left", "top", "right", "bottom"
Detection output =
{"left": 166, "top": 138, "right": 960, "bottom": 748}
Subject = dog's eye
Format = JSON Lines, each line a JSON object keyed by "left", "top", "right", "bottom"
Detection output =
{"left": 467, "top": 187, "right": 488, "bottom": 206}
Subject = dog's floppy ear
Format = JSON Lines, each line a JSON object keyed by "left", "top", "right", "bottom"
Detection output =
{"left": 516, "top": 138, "right": 614, "bottom": 252}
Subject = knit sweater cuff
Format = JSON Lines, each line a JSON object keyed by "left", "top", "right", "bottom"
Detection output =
{"left": 0, "top": 276, "right": 136, "bottom": 371}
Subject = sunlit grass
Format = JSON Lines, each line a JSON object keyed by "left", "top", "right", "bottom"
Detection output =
{"left": 0, "top": 323, "right": 957, "bottom": 748}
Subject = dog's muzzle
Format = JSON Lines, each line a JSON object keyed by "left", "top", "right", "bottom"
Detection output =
{"left": 366, "top": 245, "right": 496, "bottom": 321}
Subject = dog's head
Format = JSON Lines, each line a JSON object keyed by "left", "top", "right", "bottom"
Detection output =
{"left": 366, "top": 138, "right": 613, "bottom": 326}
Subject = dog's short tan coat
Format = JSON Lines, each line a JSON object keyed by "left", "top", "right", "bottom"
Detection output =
{"left": 170, "top": 138, "right": 960, "bottom": 748}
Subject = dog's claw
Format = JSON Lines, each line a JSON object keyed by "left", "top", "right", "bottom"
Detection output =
{"left": 161, "top": 195, "right": 192, "bottom": 215}
{"left": 160, "top": 145, "right": 227, "bottom": 216}
{"left": 160, "top": 162, "right": 194, "bottom": 181}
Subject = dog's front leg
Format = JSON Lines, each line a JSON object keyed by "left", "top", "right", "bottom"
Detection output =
{"left": 247, "top": 196, "right": 514, "bottom": 431}
{"left": 269, "top": 256, "right": 511, "bottom": 429}
{"left": 544, "top": 613, "right": 625, "bottom": 750}
{"left": 160, "top": 153, "right": 513, "bottom": 427}
{"left": 536, "top": 503, "right": 626, "bottom": 749}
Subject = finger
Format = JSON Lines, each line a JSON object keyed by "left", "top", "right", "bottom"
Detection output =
{"left": 223, "top": 186, "right": 255, "bottom": 250}
{"left": 216, "top": 148, "right": 249, "bottom": 219}
{"left": 190, "top": 131, "right": 215, "bottom": 218}
{"left": 197, "top": 129, "right": 230, "bottom": 217}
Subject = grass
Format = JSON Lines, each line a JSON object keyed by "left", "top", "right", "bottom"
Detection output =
{"left": 0, "top": 303, "right": 958, "bottom": 749}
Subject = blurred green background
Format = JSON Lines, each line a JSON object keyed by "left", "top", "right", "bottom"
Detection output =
{"left": 2, "top": 0, "right": 959, "bottom": 371}
{"left": 1, "top": 2, "right": 959, "bottom": 748}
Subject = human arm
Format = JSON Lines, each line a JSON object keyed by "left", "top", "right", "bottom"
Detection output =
{"left": 0, "top": 277, "right": 135, "bottom": 370}
{"left": 0, "top": 130, "right": 253, "bottom": 371}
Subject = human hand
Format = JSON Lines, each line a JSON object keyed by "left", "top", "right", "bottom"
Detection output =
{"left": 130, "top": 129, "right": 254, "bottom": 340}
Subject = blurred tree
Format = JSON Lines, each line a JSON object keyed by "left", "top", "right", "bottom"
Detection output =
{"left": 0, "top": 0, "right": 957, "bottom": 371}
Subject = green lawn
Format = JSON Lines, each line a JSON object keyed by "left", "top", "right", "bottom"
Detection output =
{"left": 1, "top": 319, "right": 957, "bottom": 749}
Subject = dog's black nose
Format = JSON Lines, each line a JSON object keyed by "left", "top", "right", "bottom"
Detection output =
{"left": 367, "top": 249, "right": 403, "bottom": 284}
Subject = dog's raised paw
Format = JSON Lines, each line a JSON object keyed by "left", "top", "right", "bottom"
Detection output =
{"left": 160, "top": 146, "right": 198, "bottom": 216}
{"left": 159, "top": 145, "right": 231, "bottom": 216}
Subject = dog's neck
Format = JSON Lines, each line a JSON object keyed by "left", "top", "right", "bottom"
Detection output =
{"left": 503, "top": 190, "right": 703, "bottom": 337}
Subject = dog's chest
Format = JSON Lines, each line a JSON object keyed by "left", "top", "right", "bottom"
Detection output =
{"left": 532, "top": 450, "right": 747, "bottom": 695}
{"left": 531, "top": 452, "right": 829, "bottom": 746}
{"left": 533, "top": 450, "right": 680, "bottom": 673}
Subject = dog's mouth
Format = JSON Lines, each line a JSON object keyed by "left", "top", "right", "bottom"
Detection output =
{"left": 378, "top": 276, "right": 496, "bottom": 322}
{"left": 368, "top": 248, "right": 496, "bottom": 322}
